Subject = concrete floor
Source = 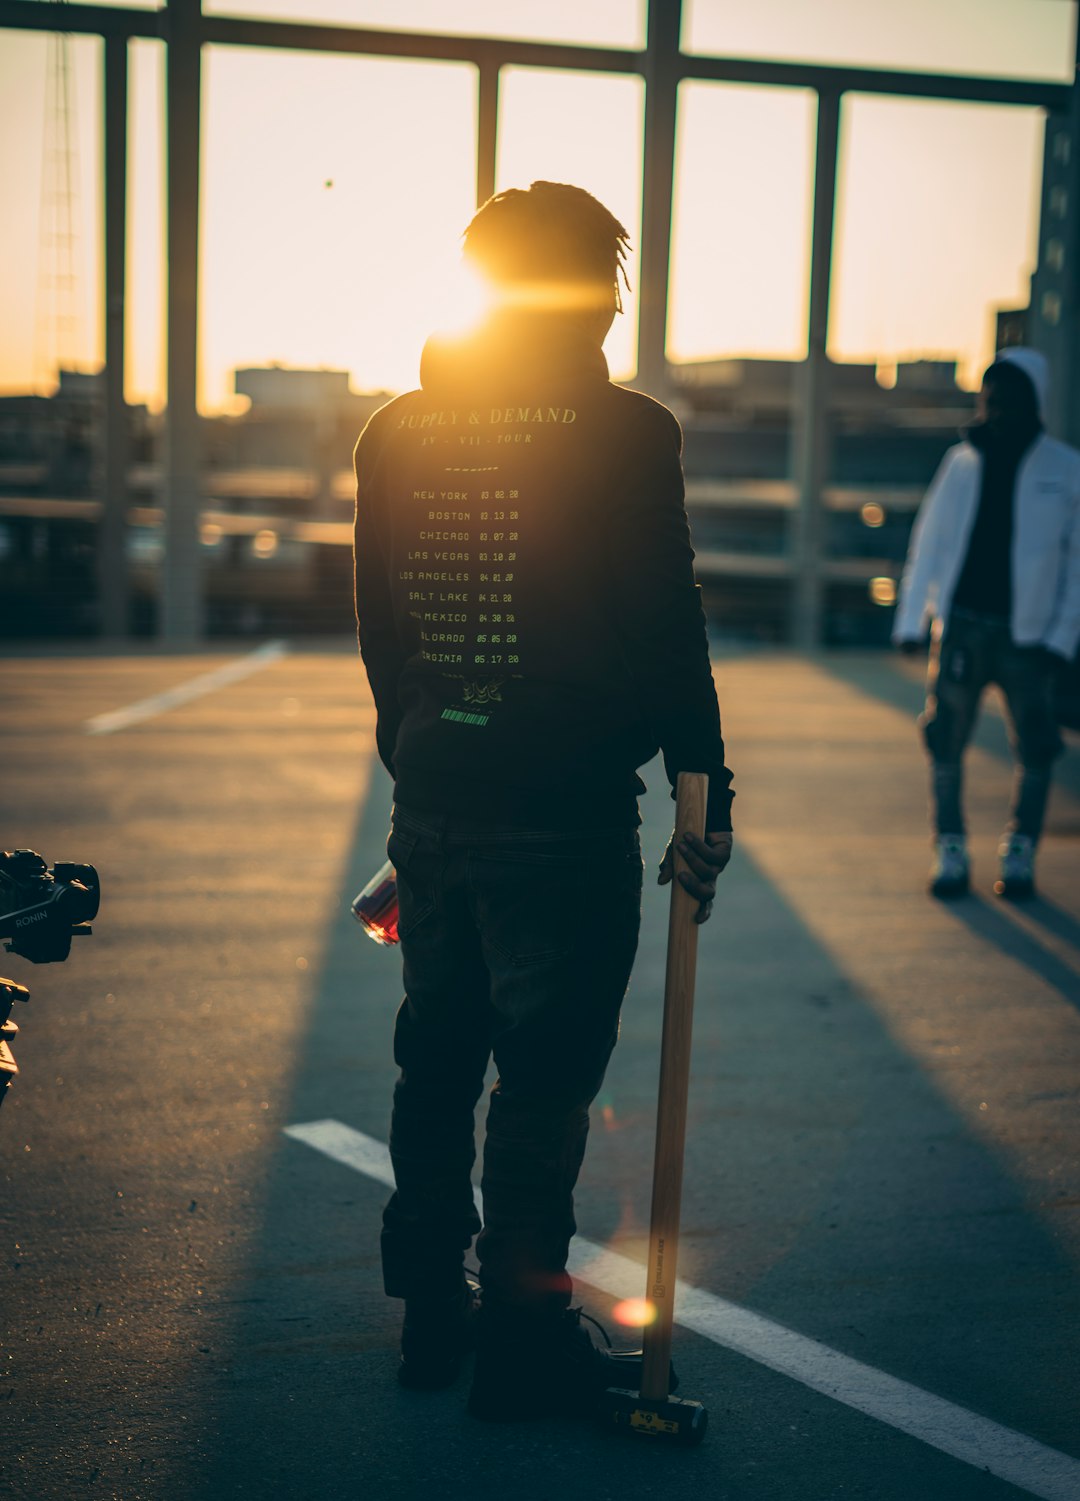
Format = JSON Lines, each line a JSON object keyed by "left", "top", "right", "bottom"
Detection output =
{"left": 1, "top": 645, "right": 1078, "bottom": 1501}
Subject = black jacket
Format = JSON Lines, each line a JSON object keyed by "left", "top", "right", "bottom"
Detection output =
{"left": 353, "top": 313, "right": 734, "bottom": 831}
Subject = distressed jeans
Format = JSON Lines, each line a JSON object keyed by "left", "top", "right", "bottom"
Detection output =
{"left": 920, "top": 609, "right": 1064, "bottom": 840}
{"left": 380, "top": 805, "right": 643, "bottom": 1312}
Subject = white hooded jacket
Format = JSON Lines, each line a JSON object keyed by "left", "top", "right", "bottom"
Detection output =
{"left": 893, "top": 348, "right": 1080, "bottom": 660}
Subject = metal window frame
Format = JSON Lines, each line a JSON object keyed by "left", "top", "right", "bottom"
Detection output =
{"left": 1, "top": 0, "right": 1074, "bottom": 642}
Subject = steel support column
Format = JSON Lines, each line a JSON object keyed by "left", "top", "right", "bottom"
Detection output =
{"left": 1062, "top": 16, "right": 1080, "bottom": 448}
{"left": 163, "top": 0, "right": 203, "bottom": 640}
{"left": 476, "top": 57, "right": 499, "bottom": 207}
{"left": 791, "top": 88, "right": 841, "bottom": 650}
{"left": 98, "top": 32, "right": 129, "bottom": 637}
{"left": 1030, "top": 11, "right": 1080, "bottom": 442}
{"left": 636, "top": 0, "right": 680, "bottom": 396}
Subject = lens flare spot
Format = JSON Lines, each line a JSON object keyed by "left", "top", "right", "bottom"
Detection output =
{"left": 602, "top": 1103, "right": 616, "bottom": 1127}
{"left": 860, "top": 501, "right": 886, "bottom": 528}
{"left": 436, "top": 261, "right": 494, "bottom": 339}
{"left": 612, "top": 1298, "right": 657, "bottom": 1328}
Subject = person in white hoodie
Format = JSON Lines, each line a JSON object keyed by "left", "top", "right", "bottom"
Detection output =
{"left": 893, "top": 347, "right": 1080, "bottom": 898}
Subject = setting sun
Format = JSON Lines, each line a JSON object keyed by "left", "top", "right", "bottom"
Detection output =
{"left": 433, "top": 261, "right": 495, "bottom": 340}
{"left": 0, "top": 0, "right": 1067, "bottom": 408}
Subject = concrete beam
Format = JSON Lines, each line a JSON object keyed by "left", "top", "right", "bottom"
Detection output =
{"left": 1062, "top": 18, "right": 1080, "bottom": 448}
{"left": 636, "top": 0, "right": 680, "bottom": 397}
{"left": 1028, "top": 13, "right": 1080, "bottom": 446}
{"left": 163, "top": 0, "right": 202, "bottom": 640}
{"left": 790, "top": 89, "right": 841, "bottom": 651}
{"left": 98, "top": 33, "right": 129, "bottom": 638}
{"left": 476, "top": 59, "right": 498, "bottom": 208}
{"left": 2, "top": 0, "right": 1067, "bottom": 114}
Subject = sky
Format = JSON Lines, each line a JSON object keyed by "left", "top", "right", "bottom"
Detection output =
{"left": 0, "top": 0, "right": 1074, "bottom": 411}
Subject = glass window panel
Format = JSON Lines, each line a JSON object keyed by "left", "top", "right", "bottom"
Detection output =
{"left": 684, "top": 0, "right": 1076, "bottom": 84}
{"left": 495, "top": 67, "right": 644, "bottom": 380}
{"left": 668, "top": 82, "right": 816, "bottom": 364}
{"left": 200, "top": 48, "right": 477, "bottom": 408}
{"left": 203, "top": 0, "right": 644, "bottom": 50}
{"left": 127, "top": 39, "right": 166, "bottom": 410}
{"left": 0, "top": 31, "right": 102, "bottom": 395}
{"left": 830, "top": 95, "right": 1044, "bottom": 387}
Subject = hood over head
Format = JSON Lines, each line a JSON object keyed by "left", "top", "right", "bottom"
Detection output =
{"left": 993, "top": 346, "right": 1049, "bottom": 422}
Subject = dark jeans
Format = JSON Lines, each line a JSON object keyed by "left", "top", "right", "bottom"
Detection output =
{"left": 380, "top": 805, "right": 643, "bottom": 1313}
{"left": 920, "top": 609, "right": 1064, "bottom": 839}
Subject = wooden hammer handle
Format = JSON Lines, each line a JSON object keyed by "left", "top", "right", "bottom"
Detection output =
{"left": 640, "top": 771, "right": 708, "bottom": 1402}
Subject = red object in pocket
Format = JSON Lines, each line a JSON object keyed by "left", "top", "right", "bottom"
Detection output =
{"left": 351, "top": 859, "right": 399, "bottom": 946}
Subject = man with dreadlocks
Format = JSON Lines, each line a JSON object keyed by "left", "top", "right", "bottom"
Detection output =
{"left": 353, "top": 181, "right": 734, "bottom": 1421}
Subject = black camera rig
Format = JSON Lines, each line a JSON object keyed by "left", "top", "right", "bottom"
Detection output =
{"left": 0, "top": 850, "right": 100, "bottom": 1107}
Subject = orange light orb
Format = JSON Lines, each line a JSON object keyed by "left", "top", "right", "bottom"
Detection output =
{"left": 611, "top": 1298, "right": 657, "bottom": 1328}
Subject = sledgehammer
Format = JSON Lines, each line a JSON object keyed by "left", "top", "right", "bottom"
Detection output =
{"left": 602, "top": 771, "right": 709, "bottom": 1446}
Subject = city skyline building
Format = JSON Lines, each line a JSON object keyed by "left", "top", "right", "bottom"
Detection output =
{"left": 0, "top": 0, "right": 1076, "bottom": 643}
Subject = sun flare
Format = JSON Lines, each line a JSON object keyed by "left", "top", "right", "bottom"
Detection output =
{"left": 434, "top": 261, "right": 495, "bottom": 340}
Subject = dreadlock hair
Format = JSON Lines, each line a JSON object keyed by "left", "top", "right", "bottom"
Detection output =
{"left": 462, "top": 181, "right": 631, "bottom": 319}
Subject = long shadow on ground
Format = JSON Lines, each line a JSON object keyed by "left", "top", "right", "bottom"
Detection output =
{"left": 188, "top": 760, "right": 1080, "bottom": 1501}
{"left": 818, "top": 651, "right": 1080, "bottom": 802}
{"left": 938, "top": 894, "right": 1080, "bottom": 1014}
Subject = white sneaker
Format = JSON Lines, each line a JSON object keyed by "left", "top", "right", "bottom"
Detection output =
{"left": 929, "top": 836, "right": 969, "bottom": 899}
{"left": 995, "top": 834, "right": 1035, "bottom": 900}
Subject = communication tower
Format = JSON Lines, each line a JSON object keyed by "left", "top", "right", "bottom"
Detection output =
{"left": 33, "top": 3, "right": 86, "bottom": 394}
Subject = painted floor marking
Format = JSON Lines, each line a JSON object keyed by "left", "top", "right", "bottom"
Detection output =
{"left": 85, "top": 640, "right": 288, "bottom": 735}
{"left": 285, "top": 1119, "right": 1080, "bottom": 1501}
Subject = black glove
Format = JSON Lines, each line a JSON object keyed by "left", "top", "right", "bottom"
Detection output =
{"left": 897, "top": 639, "right": 922, "bottom": 658}
{"left": 658, "top": 831, "right": 732, "bottom": 926}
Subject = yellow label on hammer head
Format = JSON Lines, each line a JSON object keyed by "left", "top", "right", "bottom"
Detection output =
{"left": 629, "top": 1408, "right": 680, "bottom": 1435}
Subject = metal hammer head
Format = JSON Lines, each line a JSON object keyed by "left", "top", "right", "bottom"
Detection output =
{"left": 601, "top": 1388, "right": 708, "bottom": 1446}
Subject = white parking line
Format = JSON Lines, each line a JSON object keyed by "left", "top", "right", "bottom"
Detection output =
{"left": 85, "top": 641, "right": 288, "bottom": 735}
{"left": 284, "top": 1118, "right": 1080, "bottom": 1501}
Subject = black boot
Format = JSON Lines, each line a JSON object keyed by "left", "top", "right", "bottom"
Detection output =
{"left": 398, "top": 1277, "right": 479, "bottom": 1390}
{"left": 467, "top": 1305, "right": 678, "bottom": 1422}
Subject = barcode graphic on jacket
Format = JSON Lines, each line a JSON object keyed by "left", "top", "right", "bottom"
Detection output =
{"left": 441, "top": 708, "right": 490, "bottom": 727}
